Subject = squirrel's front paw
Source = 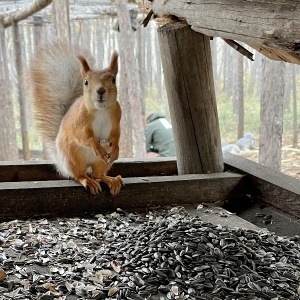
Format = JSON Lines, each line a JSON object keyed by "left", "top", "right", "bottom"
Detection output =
{"left": 107, "top": 145, "right": 119, "bottom": 163}
{"left": 95, "top": 144, "right": 109, "bottom": 162}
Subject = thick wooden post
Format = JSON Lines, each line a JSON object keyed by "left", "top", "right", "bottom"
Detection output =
{"left": 158, "top": 23, "right": 223, "bottom": 174}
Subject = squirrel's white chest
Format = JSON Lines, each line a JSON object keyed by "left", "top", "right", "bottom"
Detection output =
{"left": 93, "top": 109, "right": 112, "bottom": 141}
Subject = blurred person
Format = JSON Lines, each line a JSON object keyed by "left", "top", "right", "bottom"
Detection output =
{"left": 145, "top": 113, "right": 176, "bottom": 157}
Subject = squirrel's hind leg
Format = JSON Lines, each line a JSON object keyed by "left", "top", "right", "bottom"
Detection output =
{"left": 59, "top": 146, "right": 101, "bottom": 195}
{"left": 91, "top": 159, "right": 123, "bottom": 196}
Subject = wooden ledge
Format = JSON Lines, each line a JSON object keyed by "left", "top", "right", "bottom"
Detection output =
{"left": 0, "top": 172, "right": 245, "bottom": 220}
{"left": 0, "top": 155, "right": 299, "bottom": 218}
{"left": 0, "top": 157, "right": 178, "bottom": 182}
{"left": 224, "top": 153, "right": 300, "bottom": 217}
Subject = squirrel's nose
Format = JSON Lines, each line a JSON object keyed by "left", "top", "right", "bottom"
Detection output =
{"left": 97, "top": 87, "right": 106, "bottom": 95}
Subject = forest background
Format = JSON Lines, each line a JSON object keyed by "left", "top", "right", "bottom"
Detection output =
{"left": 0, "top": 0, "right": 299, "bottom": 180}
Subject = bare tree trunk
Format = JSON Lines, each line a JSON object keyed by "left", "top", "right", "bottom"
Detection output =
{"left": 236, "top": 54, "right": 244, "bottom": 139}
{"left": 96, "top": 19, "right": 104, "bottom": 69}
{"left": 211, "top": 38, "right": 217, "bottom": 83}
{"left": 259, "top": 60, "right": 286, "bottom": 171}
{"left": 81, "top": 21, "right": 91, "bottom": 54}
{"left": 154, "top": 28, "right": 162, "bottom": 104}
{"left": 137, "top": 24, "right": 146, "bottom": 117}
{"left": 257, "top": 55, "right": 264, "bottom": 99}
{"left": 292, "top": 65, "right": 298, "bottom": 148}
{"left": 0, "top": 18, "right": 19, "bottom": 161}
{"left": 33, "top": 16, "right": 49, "bottom": 158}
{"left": 52, "top": 0, "right": 70, "bottom": 44}
{"left": 248, "top": 53, "right": 258, "bottom": 95}
{"left": 12, "top": 23, "right": 30, "bottom": 160}
{"left": 146, "top": 26, "right": 153, "bottom": 91}
{"left": 225, "top": 49, "right": 234, "bottom": 99}
{"left": 116, "top": 0, "right": 146, "bottom": 158}
{"left": 25, "top": 24, "right": 33, "bottom": 68}
{"left": 118, "top": 45, "right": 133, "bottom": 158}
{"left": 284, "top": 64, "right": 292, "bottom": 110}
{"left": 76, "top": 20, "right": 83, "bottom": 47}
{"left": 222, "top": 42, "right": 228, "bottom": 92}
{"left": 232, "top": 52, "right": 238, "bottom": 114}
{"left": 92, "top": 20, "right": 96, "bottom": 57}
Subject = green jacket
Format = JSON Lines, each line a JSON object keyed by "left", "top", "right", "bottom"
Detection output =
{"left": 145, "top": 113, "right": 176, "bottom": 157}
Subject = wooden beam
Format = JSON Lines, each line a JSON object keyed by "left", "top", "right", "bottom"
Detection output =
{"left": 224, "top": 153, "right": 300, "bottom": 217}
{"left": 1, "top": 156, "right": 299, "bottom": 218}
{"left": 146, "top": 0, "right": 300, "bottom": 54}
{"left": 0, "top": 158, "right": 178, "bottom": 182}
{"left": 158, "top": 23, "right": 223, "bottom": 174}
{"left": 223, "top": 39, "right": 254, "bottom": 62}
{"left": 0, "top": 172, "right": 245, "bottom": 219}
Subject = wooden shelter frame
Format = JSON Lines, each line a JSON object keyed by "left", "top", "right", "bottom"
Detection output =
{"left": 0, "top": 0, "right": 299, "bottom": 221}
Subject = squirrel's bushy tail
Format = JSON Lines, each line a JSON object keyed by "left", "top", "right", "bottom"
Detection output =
{"left": 28, "top": 41, "right": 93, "bottom": 158}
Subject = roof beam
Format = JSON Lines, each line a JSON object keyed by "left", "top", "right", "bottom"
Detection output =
{"left": 146, "top": 0, "right": 300, "bottom": 54}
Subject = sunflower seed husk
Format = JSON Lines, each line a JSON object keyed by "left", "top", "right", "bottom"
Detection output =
{"left": 0, "top": 207, "right": 300, "bottom": 300}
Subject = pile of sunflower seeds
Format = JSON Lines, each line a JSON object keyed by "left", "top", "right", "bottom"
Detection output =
{"left": 0, "top": 207, "right": 300, "bottom": 300}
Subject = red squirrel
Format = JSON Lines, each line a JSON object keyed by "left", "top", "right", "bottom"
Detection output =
{"left": 28, "top": 41, "right": 123, "bottom": 195}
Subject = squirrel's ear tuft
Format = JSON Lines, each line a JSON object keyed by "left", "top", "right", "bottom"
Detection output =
{"left": 109, "top": 51, "right": 118, "bottom": 76}
{"left": 78, "top": 55, "right": 90, "bottom": 75}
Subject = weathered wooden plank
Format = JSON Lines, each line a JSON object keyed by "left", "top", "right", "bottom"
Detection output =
{"left": 248, "top": 43, "right": 300, "bottom": 64}
{"left": 0, "top": 172, "right": 245, "bottom": 219}
{"left": 147, "top": 0, "right": 300, "bottom": 54}
{"left": 224, "top": 153, "right": 300, "bottom": 217}
{"left": 2, "top": 156, "right": 299, "bottom": 218}
{"left": 158, "top": 23, "right": 223, "bottom": 174}
{"left": 0, "top": 158, "right": 178, "bottom": 182}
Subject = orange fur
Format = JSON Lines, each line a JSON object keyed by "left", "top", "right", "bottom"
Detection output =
{"left": 28, "top": 42, "right": 123, "bottom": 195}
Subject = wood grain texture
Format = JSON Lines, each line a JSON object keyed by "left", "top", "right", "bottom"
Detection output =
{"left": 1, "top": 156, "right": 299, "bottom": 218}
{"left": 248, "top": 43, "right": 300, "bottom": 64}
{"left": 147, "top": 0, "right": 300, "bottom": 54}
{"left": 0, "top": 172, "right": 245, "bottom": 219}
{"left": 158, "top": 23, "right": 223, "bottom": 175}
{"left": 224, "top": 153, "right": 300, "bottom": 217}
{"left": 0, "top": 158, "right": 178, "bottom": 182}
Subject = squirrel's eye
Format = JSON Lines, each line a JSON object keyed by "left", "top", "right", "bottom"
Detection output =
{"left": 84, "top": 79, "right": 88, "bottom": 86}
{"left": 112, "top": 77, "right": 116, "bottom": 84}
